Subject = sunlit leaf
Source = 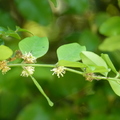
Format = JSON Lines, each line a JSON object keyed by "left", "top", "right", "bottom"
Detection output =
{"left": 99, "top": 16, "right": 120, "bottom": 36}
{"left": 108, "top": 79, "right": 120, "bottom": 96}
{"left": 101, "top": 53, "right": 118, "bottom": 74}
{"left": 58, "top": 60, "right": 86, "bottom": 68}
{"left": 19, "top": 36, "right": 49, "bottom": 58}
{"left": 80, "top": 51, "right": 109, "bottom": 76}
{"left": 99, "top": 35, "right": 120, "bottom": 51}
{"left": 85, "top": 65, "right": 109, "bottom": 73}
{"left": 0, "top": 45, "right": 13, "bottom": 60}
{"left": 57, "top": 43, "right": 86, "bottom": 61}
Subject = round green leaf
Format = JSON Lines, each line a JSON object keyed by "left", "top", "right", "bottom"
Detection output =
{"left": 19, "top": 36, "right": 49, "bottom": 58}
{"left": 0, "top": 45, "right": 13, "bottom": 60}
{"left": 80, "top": 51, "right": 109, "bottom": 76}
{"left": 99, "top": 16, "right": 120, "bottom": 36}
{"left": 99, "top": 35, "right": 120, "bottom": 51}
{"left": 57, "top": 43, "right": 86, "bottom": 61}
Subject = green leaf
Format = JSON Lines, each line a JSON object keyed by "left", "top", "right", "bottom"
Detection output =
{"left": 50, "top": 0, "right": 57, "bottom": 7}
{"left": 5, "top": 29, "right": 21, "bottom": 39}
{"left": 16, "top": 26, "right": 33, "bottom": 35}
{"left": 101, "top": 53, "right": 118, "bottom": 74}
{"left": 99, "top": 35, "right": 120, "bottom": 51}
{"left": 30, "top": 75, "right": 54, "bottom": 107}
{"left": 0, "top": 39, "right": 4, "bottom": 45}
{"left": 19, "top": 36, "right": 49, "bottom": 58}
{"left": 57, "top": 60, "right": 86, "bottom": 68}
{"left": 65, "top": 0, "right": 89, "bottom": 14}
{"left": 0, "top": 45, "right": 13, "bottom": 60}
{"left": 85, "top": 65, "right": 109, "bottom": 73}
{"left": 108, "top": 79, "right": 120, "bottom": 96}
{"left": 80, "top": 51, "right": 109, "bottom": 76}
{"left": 0, "top": 26, "right": 7, "bottom": 35}
{"left": 57, "top": 43, "right": 86, "bottom": 61}
{"left": 99, "top": 16, "right": 120, "bottom": 36}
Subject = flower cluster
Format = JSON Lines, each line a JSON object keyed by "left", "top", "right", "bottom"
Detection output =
{"left": 21, "top": 66, "right": 35, "bottom": 77}
{"left": 0, "top": 60, "right": 11, "bottom": 74}
{"left": 51, "top": 66, "right": 66, "bottom": 78}
{"left": 21, "top": 52, "right": 36, "bottom": 77}
{"left": 22, "top": 52, "right": 36, "bottom": 63}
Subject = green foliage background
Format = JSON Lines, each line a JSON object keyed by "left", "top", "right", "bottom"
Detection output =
{"left": 0, "top": 0, "right": 120, "bottom": 119}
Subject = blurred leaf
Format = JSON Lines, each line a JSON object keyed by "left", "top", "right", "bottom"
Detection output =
{"left": 99, "top": 16, "right": 120, "bottom": 36}
{"left": 65, "top": 0, "right": 89, "bottom": 14}
{"left": 94, "top": 13, "right": 110, "bottom": 28}
{"left": 15, "top": 0, "right": 53, "bottom": 25}
{"left": 80, "top": 51, "right": 109, "bottom": 76}
{"left": 16, "top": 103, "right": 50, "bottom": 120}
{"left": 0, "top": 26, "right": 7, "bottom": 35}
{"left": 101, "top": 54, "right": 118, "bottom": 74}
{"left": 50, "top": 0, "right": 57, "bottom": 7}
{"left": 57, "top": 43, "right": 86, "bottom": 61}
{"left": 0, "top": 11, "right": 16, "bottom": 28}
{"left": 108, "top": 79, "right": 120, "bottom": 96}
{"left": 16, "top": 26, "right": 33, "bottom": 35}
{"left": 58, "top": 60, "right": 86, "bottom": 68}
{"left": 0, "top": 39, "right": 4, "bottom": 45}
{"left": 79, "top": 29, "right": 100, "bottom": 51}
{"left": 99, "top": 35, "right": 120, "bottom": 51}
{"left": 19, "top": 36, "right": 49, "bottom": 58}
{"left": 5, "top": 28, "right": 21, "bottom": 39}
{"left": 0, "top": 45, "right": 13, "bottom": 60}
{"left": 106, "top": 4, "right": 120, "bottom": 16}
{"left": 118, "top": 0, "right": 120, "bottom": 8}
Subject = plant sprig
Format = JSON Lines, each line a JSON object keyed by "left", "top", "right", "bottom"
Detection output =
{"left": 1, "top": 27, "right": 120, "bottom": 106}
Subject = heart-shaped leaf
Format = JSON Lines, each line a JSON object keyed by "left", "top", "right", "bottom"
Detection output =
{"left": 19, "top": 36, "right": 49, "bottom": 58}
{"left": 57, "top": 43, "right": 86, "bottom": 61}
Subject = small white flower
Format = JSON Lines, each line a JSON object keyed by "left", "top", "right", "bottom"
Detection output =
{"left": 22, "top": 52, "right": 36, "bottom": 63}
{"left": 51, "top": 66, "right": 66, "bottom": 78}
{"left": 21, "top": 66, "right": 35, "bottom": 77}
